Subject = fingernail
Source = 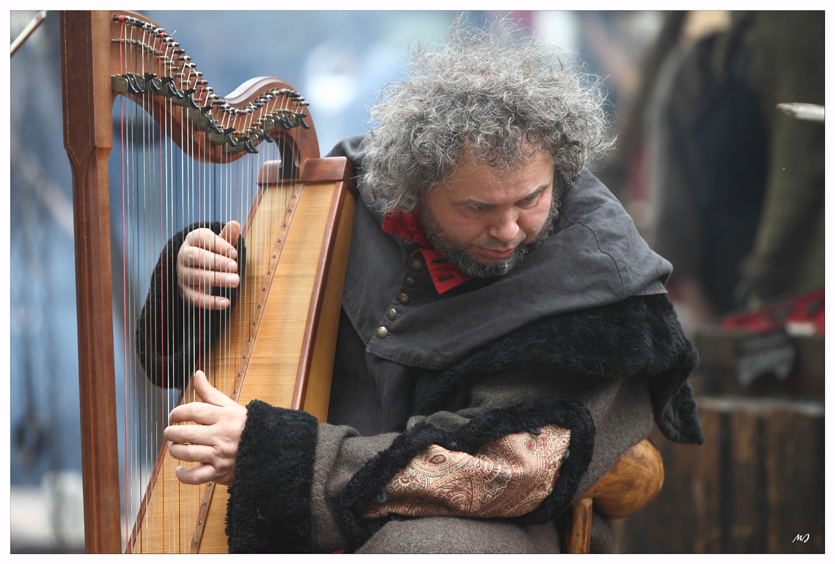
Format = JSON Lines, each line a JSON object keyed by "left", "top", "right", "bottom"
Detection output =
{"left": 227, "top": 274, "right": 239, "bottom": 287}
{"left": 229, "top": 249, "right": 238, "bottom": 260}
{"left": 219, "top": 298, "right": 230, "bottom": 308}
{"left": 227, "top": 261, "right": 237, "bottom": 273}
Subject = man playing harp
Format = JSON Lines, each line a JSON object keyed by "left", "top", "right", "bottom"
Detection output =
{"left": 139, "top": 19, "right": 703, "bottom": 553}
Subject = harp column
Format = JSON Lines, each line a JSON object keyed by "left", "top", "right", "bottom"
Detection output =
{"left": 60, "top": 10, "right": 122, "bottom": 553}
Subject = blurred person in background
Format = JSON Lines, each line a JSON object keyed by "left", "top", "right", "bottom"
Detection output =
{"left": 643, "top": 11, "right": 824, "bottom": 332}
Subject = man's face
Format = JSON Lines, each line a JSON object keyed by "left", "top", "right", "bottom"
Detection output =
{"left": 419, "top": 149, "right": 556, "bottom": 278}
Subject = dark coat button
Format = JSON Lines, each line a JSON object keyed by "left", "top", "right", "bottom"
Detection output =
{"left": 376, "top": 326, "right": 388, "bottom": 338}
{"left": 410, "top": 260, "right": 423, "bottom": 271}
{"left": 397, "top": 293, "right": 409, "bottom": 304}
{"left": 386, "top": 308, "right": 397, "bottom": 320}
{"left": 404, "top": 277, "right": 416, "bottom": 287}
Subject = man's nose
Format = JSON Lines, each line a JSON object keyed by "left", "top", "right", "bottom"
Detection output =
{"left": 488, "top": 209, "right": 520, "bottom": 244}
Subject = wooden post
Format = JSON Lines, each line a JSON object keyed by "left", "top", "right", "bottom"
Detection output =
{"left": 564, "top": 498, "right": 593, "bottom": 553}
{"left": 60, "top": 10, "right": 122, "bottom": 553}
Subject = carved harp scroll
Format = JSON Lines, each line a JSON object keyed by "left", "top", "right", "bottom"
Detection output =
{"left": 61, "top": 10, "right": 356, "bottom": 553}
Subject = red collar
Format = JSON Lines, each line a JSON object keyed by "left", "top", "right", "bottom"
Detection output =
{"left": 382, "top": 210, "right": 472, "bottom": 294}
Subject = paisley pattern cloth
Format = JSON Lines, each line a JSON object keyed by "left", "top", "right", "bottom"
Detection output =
{"left": 362, "top": 425, "right": 571, "bottom": 519}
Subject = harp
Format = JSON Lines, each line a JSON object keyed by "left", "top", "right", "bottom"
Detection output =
{"left": 60, "top": 11, "right": 356, "bottom": 553}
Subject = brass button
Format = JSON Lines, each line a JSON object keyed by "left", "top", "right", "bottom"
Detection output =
{"left": 397, "top": 293, "right": 409, "bottom": 305}
{"left": 386, "top": 308, "right": 397, "bottom": 320}
{"left": 404, "top": 278, "right": 416, "bottom": 287}
{"left": 376, "top": 326, "right": 388, "bottom": 338}
{"left": 410, "top": 260, "right": 423, "bottom": 271}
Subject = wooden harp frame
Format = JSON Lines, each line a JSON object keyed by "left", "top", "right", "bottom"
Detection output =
{"left": 60, "top": 10, "right": 356, "bottom": 553}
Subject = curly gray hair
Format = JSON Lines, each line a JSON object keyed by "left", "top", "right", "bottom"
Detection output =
{"left": 363, "top": 17, "right": 614, "bottom": 212}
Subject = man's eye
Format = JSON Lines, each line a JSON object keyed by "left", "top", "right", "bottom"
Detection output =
{"left": 469, "top": 203, "right": 487, "bottom": 211}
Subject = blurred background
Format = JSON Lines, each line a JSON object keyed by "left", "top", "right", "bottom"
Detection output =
{"left": 8, "top": 9, "right": 825, "bottom": 553}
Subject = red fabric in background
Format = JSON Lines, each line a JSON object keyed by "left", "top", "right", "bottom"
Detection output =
{"left": 720, "top": 287, "right": 824, "bottom": 334}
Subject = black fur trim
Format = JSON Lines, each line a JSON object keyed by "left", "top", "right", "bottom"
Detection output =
{"left": 226, "top": 400, "right": 319, "bottom": 553}
{"left": 336, "top": 396, "right": 595, "bottom": 550}
{"left": 135, "top": 222, "right": 246, "bottom": 388}
{"left": 414, "top": 294, "right": 703, "bottom": 445}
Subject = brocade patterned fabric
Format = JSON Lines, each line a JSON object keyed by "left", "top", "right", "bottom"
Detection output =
{"left": 362, "top": 425, "right": 570, "bottom": 519}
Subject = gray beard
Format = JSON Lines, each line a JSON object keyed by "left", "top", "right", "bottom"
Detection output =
{"left": 419, "top": 198, "right": 559, "bottom": 279}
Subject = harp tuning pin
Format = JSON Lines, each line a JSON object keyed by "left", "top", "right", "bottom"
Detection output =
{"left": 278, "top": 115, "right": 293, "bottom": 130}
{"left": 123, "top": 74, "right": 143, "bottom": 94}
{"left": 243, "top": 138, "right": 259, "bottom": 154}
{"left": 208, "top": 119, "right": 223, "bottom": 134}
{"left": 144, "top": 72, "right": 161, "bottom": 92}
{"left": 166, "top": 81, "right": 184, "bottom": 99}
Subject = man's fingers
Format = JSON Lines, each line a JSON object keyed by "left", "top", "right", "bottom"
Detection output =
{"left": 174, "top": 463, "right": 218, "bottom": 486}
{"left": 178, "top": 285, "right": 231, "bottom": 310}
{"left": 176, "top": 226, "right": 241, "bottom": 312}
{"left": 186, "top": 228, "right": 238, "bottom": 261}
{"left": 164, "top": 370, "right": 245, "bottom": 487}
{"left": 219, "top": 220, "right": 241, "bottom": 248}
{"left": 179, "top": 264, "right": 240, "bottom": 290}
{"left": 168, "top": 442, "right": 216, "bottom": 465}
{"left": 180, "top": 244, "right": 238, "bottom": 273}
{"left": 167, "top": 403, "right": 218, "bottom": 428}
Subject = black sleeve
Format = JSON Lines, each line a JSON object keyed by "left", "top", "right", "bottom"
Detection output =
{"left": 135, "top": 222, "right": 245, "bottom": 388}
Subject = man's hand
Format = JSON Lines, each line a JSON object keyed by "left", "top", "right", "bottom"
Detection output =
{"left": 164, "top": 370, "right": 247, "bottom": 486}
{"left": 177, "top": 221, "right": 241, "bottom": 310}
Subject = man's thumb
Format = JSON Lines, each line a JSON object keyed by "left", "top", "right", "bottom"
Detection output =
{"left": 192, "top": 370, "right": 226, "bottom": 406}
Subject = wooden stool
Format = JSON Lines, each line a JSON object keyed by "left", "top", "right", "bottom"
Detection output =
{"left": 563, "top": 439, "right": 664, "bottom": 553}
